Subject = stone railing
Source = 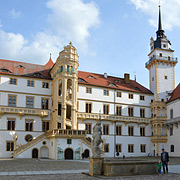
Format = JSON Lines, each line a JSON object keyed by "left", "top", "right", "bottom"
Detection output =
{"left": 151, "top": 135, "right": 168, "bottom": 142}
{"left": 164, "top": 116, "right": 180, "bottom": 125}
{"left": 0, "top": 106, "right": 49, "bottom": 119}
{"left": 77, "top": 112, "right": 150, "bottom": 125}
{"left": 51, "top": 129, "right": 86, "bottom": 137}
{"left": 13, "top": 130, "right": 52, "bottom": 158}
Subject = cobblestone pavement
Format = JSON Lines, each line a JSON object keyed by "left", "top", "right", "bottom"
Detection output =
{"left": 0, "top": 173, "right": 180, "bottom": 180}
{"left": 0, "top": 158, "right": 179, "bottom": 180}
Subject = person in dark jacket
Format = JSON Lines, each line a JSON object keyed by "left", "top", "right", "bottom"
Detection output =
{"left": 161, "top": 148, "right": 169, "bottom": 174}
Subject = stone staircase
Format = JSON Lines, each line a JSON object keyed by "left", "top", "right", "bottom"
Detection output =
{"left": 82, "top": 137, "right": 91, "bottom": 148}
{"left": 13, "top": 130, "right": 53, "bottom": 158}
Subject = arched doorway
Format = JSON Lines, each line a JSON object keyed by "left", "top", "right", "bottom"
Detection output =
{"left": 40, "top": 146, "right": 48, "bottom": 159}
{"left": 84, "top": 149, "right": 90, "bottom": 158}
{"left": 65, "top": 148, "right": 73, "bottom": 159}
{"left": 32, "top": 148, "right": 38, "bottom": 158}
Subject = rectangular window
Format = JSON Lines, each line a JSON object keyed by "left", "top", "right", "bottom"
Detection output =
{"left": 42, "top": 82, "right": 49, "bottom": 88}
{"left": 104, "top": 143, "right": 109, "bottom": 153}
{"left": 116, "top": 91, "right": 121, "bottom": 97}
{"left": 104, "top": 90, "right": 109, "bottom": 96}
{"left": 129, "top": 93, "right": 133, "bottom": 99}
{"left": 116, "top": 106, "right": 122, "bottom": 116}
{"left": 140, "top": 108, "right": 145, "bottom": 118}
{"left": 85, "top": 103, "right": 92, "bottom": 113}
{"left": 170, "top": 127, "right": 173, "bottom": 136}
{"left": 164, "top": 76, "right": 168, "bottom": 80}
{"left": 58, "top": 103, "right": 61, "bottom": 116}
{"left": 140, "top": 144, "right": 146, "bottom": 153}
{"left": 103, "top": 124, "right": 109, "bottom": 135}
{"left": 116, "top": 144, "right": 122, "bottom": 153}
{"left": 152, "top": 77, "right": 154, "bottom": 81}
{"left": 57, "top": 122, "right": 61, "bottom": 129}
{"left": 170, "top": 109, "right": 173, "bottom": 119}
{"left": 7, "top": 118, "right": 15, "bottom": 131}
{"left": 67, "top": 139, "right": 72, "bottom": 144}
{"left": 9, "top": 78, "right": 17, "bottom": 85}
{"left": 6, "top": 141, "right": 14, "bottom": 151}
{"left": 26, "top": 97, "right": 34, "bottom": 108}
{"left": 103, "top": 104, "right": 109, "bottom": 115}
{"left": 27, "top": 80, "right": 34, "bottom": 87}
{"left": 116, "top": 125, "right": 122, "bottom": 135}
{"left": 159, "top": 53, "right": 162, "bottom": 57}
{"left": 42, "top": 121, "right": 49, "bottom": 132}
{"left": 85, "top": 123, "right": 92, "bottom": 134}
{"left": 86, "top": 87, "right": 92, "bottom": 94}
{"left": 140, "top": 95, "right": 145, "bottom": 101}
{"left": 128, "top": 144, "right": 134, "bottom": 153}
{"left": 25, "top": 119, "right": 33, "bottom": 131}
{"left": 42, "top": 98, "right": 49, "bottom": 109}
{"left": 128, "top": 126, "right": 134, "bottom": 136}
{"left": 140, "top": 126, "right": 145, "bottom": 136}
{"left": 128, "top": 107, "right": 134, "bottom": 117}
{"left": 8, "top": 95, "right": 16, "bottom": 107}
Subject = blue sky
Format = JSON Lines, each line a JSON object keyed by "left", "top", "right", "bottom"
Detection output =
{"left": 0, "top": 0, "right": 180, "bottom": 89}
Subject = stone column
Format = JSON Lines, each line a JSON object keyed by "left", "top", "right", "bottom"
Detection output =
{"left": 89, "top": 157, "right": 104, "bottom": 176}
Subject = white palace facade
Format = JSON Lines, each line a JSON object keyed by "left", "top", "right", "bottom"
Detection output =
{"left": 0, "top": 6, "right": 179, "bottom": 159}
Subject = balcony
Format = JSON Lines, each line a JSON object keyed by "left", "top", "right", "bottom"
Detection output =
{"left": 151, "top": 135, "right": 168, "bottom": 143}
{"left": 49, "top": 129, "right": 86, "bottom": 138}
{"left": 164, "top": 116, "right": 180, "bottom": 125}
{"left": 77, "top": 112, "right": 150, "bottom": 125}
{"left": 145, "top": 55, "right": 178, "bottom": 67}
{"left": 0, "top": 106, "right": 49, "bottom": 119}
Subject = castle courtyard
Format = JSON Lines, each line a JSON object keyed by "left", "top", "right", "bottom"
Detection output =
{"left": 0, "top": 158, "right": 179, "bottom": 180}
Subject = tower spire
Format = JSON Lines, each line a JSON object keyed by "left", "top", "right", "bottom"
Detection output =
{"left": 156, "top": 5, "right": 164, "bottom": 39}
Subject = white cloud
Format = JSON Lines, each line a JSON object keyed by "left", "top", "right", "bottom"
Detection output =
{"left": 130, "top": 0, "right": 180, "bottom": 31}
{"left": 46, "top": 0, "right": 100, "bottom": 51}
{"left": 0, "top": 0, "right": 100, "bottom": 64}
{"left": 9, "top": 9, "right": 22, "bottom": 19}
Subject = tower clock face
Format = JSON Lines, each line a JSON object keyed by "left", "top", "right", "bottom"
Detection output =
{"left": 25, "top": 134, "right": 33, "bottom": 142}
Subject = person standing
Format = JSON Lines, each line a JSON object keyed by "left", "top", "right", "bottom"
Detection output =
{"left": 161, "top": 148, "right": 169, "bottom": 174}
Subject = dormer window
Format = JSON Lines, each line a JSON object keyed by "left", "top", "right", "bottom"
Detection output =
{"left": 115, "top": 80, "right": 121, "bottom": 83}
{"left": 0, "top": 68, "right": 12, "bottom": 73}
{"left": 134, "top": 87, "right": 140, "bottom": 91}
{"left": 78, "top": 78, "right": 86, "bottom": 83}
{"left": 33, "top": 73, "right": 44, "bottom": 78}
{"left": 17, "top": 65, "right": 25, "bottom": 69}
{"left": 88, "top": 75, "right": 95, "bottom": 79}
{"left": 109, "top": 83, "right": 116, "bottom": 87}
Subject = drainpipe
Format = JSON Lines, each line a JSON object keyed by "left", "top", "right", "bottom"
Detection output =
{"left": 114, "top": 90, "right": 116, "bottom": 158}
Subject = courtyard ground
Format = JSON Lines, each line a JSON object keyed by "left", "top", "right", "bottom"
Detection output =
{"left": 0, "top": 157, "right": 179, "bottom": 180}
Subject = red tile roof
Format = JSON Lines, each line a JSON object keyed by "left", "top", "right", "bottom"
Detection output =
{"left": 0, "top": 59, "right": 153, "bottom": 94}
{"left": 78, "top": 71, "right": 153, "bottom": 95}
{"left": 0, "top": 59, "right": 52, "bottom": 79}
{"left": 168, "top": 83, "right": 180, "bottom": 103}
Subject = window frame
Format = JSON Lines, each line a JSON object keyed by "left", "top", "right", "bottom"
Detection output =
{"left": 103, "top": 104, "right": 109, "bottom": 115}
{"left": 85, "top": 102, "right": 92, "bottom": 113}
{"left": 41, "top": 98, "right": 49, "bottom": 110}
{"left": 116, "top": 125, "right": 122, "bottom": 136}
{"left": 9, "top": 78, "right": 17, "bottom": 85}
{"left": 104, "top": 143, "right": 109, "bottom": 153}
{"left": 42, "top": 120, "right": 50, "bottom": 132}
{"left": 116, "top": 144, "right": 122, "bottom": 153}
{"left": 128, "top": 144, "right": 134, "bottom": 153}
{"left": 116, "top": 91, "right": 121, "bottom": 97}
{"left": 140, "top": 108, "right": 145, "bottom": 118}
{"left": 103, "top": 124, "right": 109, "bottom": 135}
{"left": 85, "top": 123, "right": 92, "bottom": 134}
{"left": 128, "top": 107, "right": 134, "bottom": 117}
{"left": 128, "top": 126, "right": 134, "bottom": 136}
{"left": 86, "top": 87, "right": 92, "bottom": 94}
{"left": 7, "top": 118, "right": 16, "bottom": 131}
{"left": 26, "top": 96, "right": 34, "bottom": 108}
{"left": 140, "top": 126, "right": 146, "bottom": 136}
{"left": 140, "top": 144, "right": 146, "bottom": 153}
{"left": 116, "top": 106, "right": 122, "bottom": 116}
{"left": 104, "top": 90, "right": 109, "bottom": 96}
{"left": 128, "top": 93, "right": 134, "bottom": 99}
{"left": 25, "top": 119, "right": 34, "bottom": 131}
{"left": 140, "top": 95, "right": 145, "bottom": 101}
{"left": 6, "top": 141, "right": 14, "bottom": 151}
{"left": 42, "top": 82, "right": 49, "bottom": 88}
{"left": 27, "top": 80, "right": 34, "bottom": 87}
{"left": 8, "top": 94, "right": 17, "bottom": 107}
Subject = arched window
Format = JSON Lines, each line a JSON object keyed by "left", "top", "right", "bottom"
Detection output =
{"left": 170, "top": 145, "right": 174, "bottom": 152}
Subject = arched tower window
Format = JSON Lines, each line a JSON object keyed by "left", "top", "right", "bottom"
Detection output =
{"left": 170, "top": 145, "right": 174, "bottom": 152}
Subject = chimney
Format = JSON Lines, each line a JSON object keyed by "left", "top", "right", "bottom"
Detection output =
{"left": 104, "top": 73, "right": 107, "bottom": 79}
{"left": 124, "top": 73, "right": 130, "bottom": 84}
